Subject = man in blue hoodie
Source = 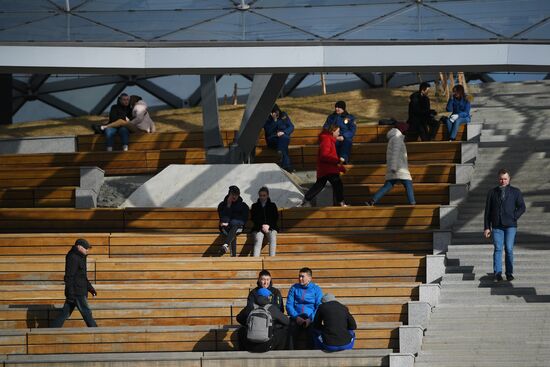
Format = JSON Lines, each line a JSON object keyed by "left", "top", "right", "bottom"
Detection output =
{"left": 323, "top": 101, "right": 356, "bottom": 164}
{"left": 218, "top": 185, "right": 249, "bottom": 257}
{"left": 264, "top": 104, "right": 295, "bottom": 171}
{"left": 286, "top": 267, "right": 323, "bottom": 349}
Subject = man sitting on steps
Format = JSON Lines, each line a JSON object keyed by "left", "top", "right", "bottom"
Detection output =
{"left": 217, "top": 185, "right": 249, "bottom": 257}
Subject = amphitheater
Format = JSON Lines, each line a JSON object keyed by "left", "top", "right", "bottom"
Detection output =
{"left": 0, "top": 1, "right": 549, "bottom": 366}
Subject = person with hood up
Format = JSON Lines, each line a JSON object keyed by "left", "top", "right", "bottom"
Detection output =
{"left": 366, "top": 122, "right": 416, "bottom": 206}
{"left": 264, "top": 104, "right": 295, "bottom": 171}
{"left": 218, "top": 185, "right": 249, "bottom": 257}
{"left": 301, "top": 124, "right": 347, "bottom": 207}
{"left": 250, "top": 186, "right": 279, "bottom": 257}
{"left": 323, "top": 101, "right": 356, "bottom": 164}
{"left": 246, "top": 270, "right": 285, "bottom": 313}
{"left": 51, "top": 238, "right": 97, "bottom": 328}
{"left": 444, "top": 84, "right": 471, "bottom": 141}
{"left": 286, "top": 267, "right": 323, "bottom": 349}
{"left": 312, "top": 293, "right": 357, "bottom": 352}
{"left": 407, "top": 82, "right": 440, "bottom": 141}
{"left": 237, "top": 287, "right": 289, "bottom": 352}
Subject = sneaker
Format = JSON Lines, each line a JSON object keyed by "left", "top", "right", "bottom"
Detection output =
{"left": 365, "top": 200, "right": 375, "bottom": 206}
{"left": 494, "top": 273, "right": 503, "bottom": 282}
{"left": 122, "top": 145, "right": 129, "bottom": 151}
{"left": 220, "top": 244, "right": 229, "bottom": 255}
{"left": 506, "top": 274, "right": 515, "bottom": 281}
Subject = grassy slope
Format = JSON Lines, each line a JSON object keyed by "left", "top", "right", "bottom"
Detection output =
{"left": 0, "top": 86, "right": 453, "bottom": 138}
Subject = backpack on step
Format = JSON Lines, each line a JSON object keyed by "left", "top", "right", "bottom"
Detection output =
{"left": 246, "top": 304, "right": 273, "bottom": 343}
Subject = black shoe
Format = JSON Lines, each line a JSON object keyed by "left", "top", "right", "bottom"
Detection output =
{"left": 91, "top": 124, "right": 103, "bottom": 134}
{"left": 506, "top": 274, "right": 514, "bottom": 281}
{"left": 494, "top": 273, "right": 503, "bottom": 282}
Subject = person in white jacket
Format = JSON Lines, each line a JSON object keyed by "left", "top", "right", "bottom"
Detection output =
{"left": 366, "top": 123, "right": 416, "bottom": 206}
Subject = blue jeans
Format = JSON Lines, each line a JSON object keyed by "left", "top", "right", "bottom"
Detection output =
{"left": 104, "top": 127, "right": 130, "bottom": 148}
{"left": 267, "top": 135, "right": 292, "bottom": 169}
{"left": 492, "top": 226, "right": 517, "bottom": 275}
{"left": 312, "top": 329, "right": 355, "bottom": 352}
{"left": 50, "top": 295, "right": 97, "bottom": 327}
{"left": 335, "top": 139, "right": 353, "bottom": 163}
{"left": 372, "top": 179, "right": 416, "bottom": 205}
{"left": 444, "top": 117, "right": 470, "bottom": 140}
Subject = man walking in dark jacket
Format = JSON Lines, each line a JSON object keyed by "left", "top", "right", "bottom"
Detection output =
{"left": 250, "top": 187, "right": 279, "bottom": 257}
{"left": 484, "top": 169, "right": 526, "bottom": 282}
{"left": 407, "top": 82, "right": 439, "bottom": 141}
{"left": 237, "top": 287, "right": 289, "bottom": 352}
{"left": 312, "top": 293, "right": 357, "bottom": 351}
{"left": 51, "top": 239, "right": 97, "bottom": 327}
{"left": 218, "top": 185, "right": 249, "bottom": 257}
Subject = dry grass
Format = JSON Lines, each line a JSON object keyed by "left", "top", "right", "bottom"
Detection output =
{"left": 0, "top": 86, "right": 451, "bottom": 138}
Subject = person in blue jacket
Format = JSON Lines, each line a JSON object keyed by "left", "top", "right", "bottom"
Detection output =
{"left": 217, "top": 185, "right": 249, "bottom": 257}
{"left": 323, "top": 101, "right": 356, "bottom": 163}
{"left": 264, "top": 104, "right": 294, "bottom": 171}
{"left": 286, "top": 267, "right": 323, "bottom": 349}
{"left": 444, "top": 84, "right": 471, "bottom": 141}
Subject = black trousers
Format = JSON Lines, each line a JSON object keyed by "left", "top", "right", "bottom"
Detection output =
{"left": 288, "top": 319, "right": 313, "bottom": 350}
{"left": 410, "top": 118, "right": 440, "bottom": 141}
{"left": 51, "top": 295, "right": 97, "bottom": 328}
{"left": 304, "top": 174, "right": 344, "bottom": 204}
{"left": 220, "top": 225, "right": 243, "bottom": 257}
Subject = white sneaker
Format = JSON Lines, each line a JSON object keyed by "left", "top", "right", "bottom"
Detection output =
{"left": 106, "top": 147, "right": 113, "bottom": 152}
{"left": 221, "top": 244, "right": 229, "bottom": 254}
{"left": 122, "top": 145, "right": 129, "bottom": 151}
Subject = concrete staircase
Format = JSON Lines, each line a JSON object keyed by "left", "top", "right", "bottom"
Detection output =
{"left": 415, "top": 81, "right": 550, "bottom": 367}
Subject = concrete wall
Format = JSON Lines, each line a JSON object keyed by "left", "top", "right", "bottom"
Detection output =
{"left": 0, "top": 136, "right": 76, "bottom": 154}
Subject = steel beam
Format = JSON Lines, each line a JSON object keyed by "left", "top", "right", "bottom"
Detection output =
{"left": 0, "top": 74, "right": 12, "bottom": 124}
{"left": 29, "top": 74, "right": 50, "bottom": 91}
{"left": 282, "top": 73, "right": 308, "bottom": 97}
{"left": 355, "top": 73, "right": 381, "bottom": 88}
{"left": 38, "top": 94, "right": 87, "bottom": 116}
{"left": 234, "top": 73, "right": 288, "bottom": 161}
{"left": 135, "top": 78, "right": 183, "bottom": 108}
{"left": 38, "top": 75, "right": 126, "bottom": 94}
{"left": 200, "top": 75, "right": 224, "bottom": 149}
{"left": 90, "top": 82, "right": 128, "bottom": 115}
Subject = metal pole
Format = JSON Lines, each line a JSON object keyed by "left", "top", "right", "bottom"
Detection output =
{"left": 65, "top": 0, "right": 70, "bottom": 12}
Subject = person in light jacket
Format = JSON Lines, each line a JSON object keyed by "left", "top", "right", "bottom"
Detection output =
{"left": 444, "top": 84, "right": 471, "bottom": 141}
{"left": 98, "top": 96, "right": 156, "bottom": 143}
{"left": 366, "top": 122, "right": 416, "bottom": 206}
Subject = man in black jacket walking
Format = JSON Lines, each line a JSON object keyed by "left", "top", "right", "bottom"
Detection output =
{"left": 407, "top": 82, "right": 439, "bottom": 141}
{"left": 484, "top": 169, "right": 526, "bottom": 282}
{"left": 51, "top": 239, "right": 97, "bottom": 327}
{"left": 312, "top": 293, "right": 357, "bottom": 351}
{"left": 251, "top": 187, "right": 279, "bottom": 257}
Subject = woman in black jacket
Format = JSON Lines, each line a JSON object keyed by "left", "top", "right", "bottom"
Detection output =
{"left": 250, "top": 186, "right": 279, "bottom": 257}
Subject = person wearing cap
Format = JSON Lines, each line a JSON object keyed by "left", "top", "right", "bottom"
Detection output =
{"left": 250, "top": 186, "right": 279, "bottom": 257}
{"left": 286, "top": 267, "right": 323, "bottom": 349}
{"left": 366, "top": 122, "right": 416, "bottom": 206}
{"left": 236, "top": 287, "right": 289, "bottom": 352}
{"left": 246, "top": 270, "right": 285, "bottom": 313}
{"left": 217, "top": 185, "right": 250, "bottom": 257}
{"left": 50, "top": 239, "right": 97, "bottom": 328}
{"left": 264, "top": 104, "right": 295, "bottom": 171}
{"left": 312, "top": 293, "right": 357, "bottom": 352}
{"left": 323, "top": 101, "right": 356, "bottom": 164}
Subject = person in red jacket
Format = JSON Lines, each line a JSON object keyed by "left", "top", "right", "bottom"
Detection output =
{"left": 300, "top": 124, "right": 347, "bottom": 207}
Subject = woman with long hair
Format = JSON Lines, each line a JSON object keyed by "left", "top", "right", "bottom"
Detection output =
{"left": 444, "top": 84, "right": 471, "bottom": 141}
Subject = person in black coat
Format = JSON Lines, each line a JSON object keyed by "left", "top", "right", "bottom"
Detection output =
{"left": 312, "top": 293, "right": 357, "bottom": 351}
{"left": 246, "top": 270, "right": 284, "bottom": 313}
{"left": 93, "top": 93, "right": 133, "bottom": 151}
{"left": 250, "top": 186, "right": 279, "bottom": 257}
{"left": 484, "top": 168, "right": 526, "bottom": 282}
{"left": 51, "top": 239, "right": 97, "bottom": 327}
{"left": 218, "top": 185, "right": 249, "bottom": 257}
{"left": 237, "top": 287, "right": 289, "bottom": 352}
{"left": 407, "top": 82, "right": 440, "bottom": 141}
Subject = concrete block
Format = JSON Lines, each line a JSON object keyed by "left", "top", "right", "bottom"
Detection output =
{"left": 407, "top": 301, "right": 432, "bottom": 330}
{"left": 426, "top": 255, "right": 445, "bottom": 284}
{"left": 389, "top": 353, "right": 415, "bottom": 367}
{"left": 439, "top": 205, "right": 458, "bottom": 230}
{"left": 455, "top": 163, "right": 474, "bottom": 184}
{"left": 398, "top": 325, "right": 423, "bottom": 355}
{"left": 80, "top": 167, "right": 105, "bottom": 194}
{"left": 449, "top": 183, "right": 469, "bottom": 205}
{"left": 123, "top": 164, "right": 304, "bottom": 208}
{"left": 432, "top": 230, "right": 451, "bottom": 254}
{"left": 419, "top": 284, "right": 441, "bottom": 307}
{"left": 75, "top": 189, "right": 97, "bottom": 208}
{"left": 460, "top": 142, "right": 478, "bottom": 164}
{"left": 466, "top": 123, "right": 482, "bottom": 142}
{"left": 206, "top": 147, "right": 231, "bottom": 164}
{"left": 0, "top": 136, "right": 76, "bottom": 154}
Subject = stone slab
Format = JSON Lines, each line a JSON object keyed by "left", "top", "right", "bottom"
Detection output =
{"left": 389, "top": 353, "right": 415, "bottom": 367}
{"left": 122, "top": 164, "right": 304, "bottom": 208}
{"left": 0, "top": 136, "right": 75, "bottom": 154}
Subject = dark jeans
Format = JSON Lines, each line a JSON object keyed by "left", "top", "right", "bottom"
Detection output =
{"left": 105, "top": 126, "right": 130, "bottom": 148}
{"left": 410, "top": 119, "right": 440, "bottom": 141}
{"left": 238, "top": 326, "right": 288, "bottom": 352}
{"left": 267, "top": 135, "right": 292, "bottom": 169}
{"left": 220, "top": 225, "right": 243, "bottom": 257}
{"left": 335, "top": 139, "right": 353, "bottom": 163}
{"left": 51, "top": 295, "right": 97, "bottom": 328}
{"left": 288, "top": 318, "right": 313, "bottom": 350}
{"left": 305, "top": 174, "right": 344, "bottom": 204}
